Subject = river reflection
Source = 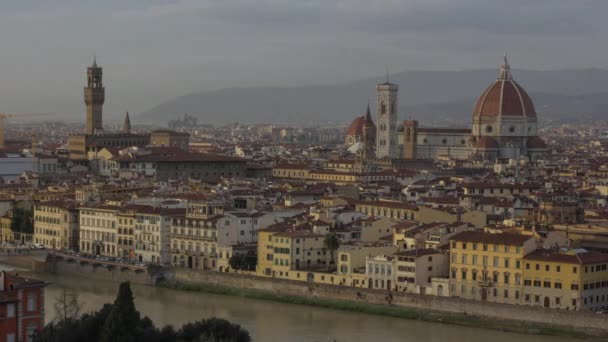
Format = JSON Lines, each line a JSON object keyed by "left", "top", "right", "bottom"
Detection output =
{"left": 34, "top": 273, "right": 581, "bottom": 342}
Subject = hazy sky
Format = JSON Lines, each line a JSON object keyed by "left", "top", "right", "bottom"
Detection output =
{"left": 0, "top": 0, "right": 606, "bottom": 124}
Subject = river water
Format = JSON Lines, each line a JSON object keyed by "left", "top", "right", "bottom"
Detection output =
{"left": 12, "top": 272, "right": 580, "bottom": 342}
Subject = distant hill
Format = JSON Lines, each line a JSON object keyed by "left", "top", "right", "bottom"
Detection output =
{"left": 137, "top": 68, "right": 608, "bottom": 125}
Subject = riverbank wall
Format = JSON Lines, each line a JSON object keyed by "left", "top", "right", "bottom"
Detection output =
{"left": 31, "top": 257, "right": 156, "bottom": 286}
{"left": 166, "top": 268, "right": 608, "bottom": 337}
{"left": 27, "top": 257, "right": 608, "bottom": 337}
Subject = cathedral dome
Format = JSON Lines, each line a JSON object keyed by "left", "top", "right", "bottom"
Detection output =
{"left": 346, "top": 116, "right": 366, "bottom": 137}
{"left": 527, "top": 136, "right": 547, "bottom": 149}
{"left": 474, "top": 136, "right": 499, "bottom": 149}
{"left": 473, "top": 55, "right": 536, "bottom": 119}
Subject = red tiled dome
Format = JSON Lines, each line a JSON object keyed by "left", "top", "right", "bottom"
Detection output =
{"left": 346, "top": 116, "right": 366, "bottom": 136}
{"left": 527, "top": 136, "right": 547, "bottom": 149}
{"left": 474, "top": 136, "right": 499, "bottom": 149}
{"left": 473, "top": 56, "right": 536, "bottom": 119}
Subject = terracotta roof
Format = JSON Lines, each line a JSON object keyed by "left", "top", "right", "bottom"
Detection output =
{"left": 527, "top": 136, "right": 547, "bottom": 149}
{"left": 474, "top": 136, "right": 499, "bottom": 149}
{"left": 524, "top": 249, "right": 608, "bottom": 265}
{"left": 473, "top": 58, "right": 536, "bottom": 119}
{"left": 450, "top": 231, "right": 532, "bottom": 246}
{"left": 346, "top": 115, "right": 373, "bottom": 136}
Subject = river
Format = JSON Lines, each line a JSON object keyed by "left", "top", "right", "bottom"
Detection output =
{"left": 9, "top": 271, "right": 579, "bottom": 342}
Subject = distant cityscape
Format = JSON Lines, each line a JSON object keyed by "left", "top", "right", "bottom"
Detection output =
{"left": 1, "top": 53, "right": 608, "bottom": 340}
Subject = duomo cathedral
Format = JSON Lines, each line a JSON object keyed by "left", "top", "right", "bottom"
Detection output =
{"left": 345, "top": 55, "right": 547, "bottom": 163}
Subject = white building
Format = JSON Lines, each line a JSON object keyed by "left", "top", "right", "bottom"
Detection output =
{"left": 133, "top": 207, "right": 185, "bottom": 265}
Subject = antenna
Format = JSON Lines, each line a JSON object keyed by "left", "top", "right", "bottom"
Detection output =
{"left": 385, "top": 67, "right": 389, "bottom": 83}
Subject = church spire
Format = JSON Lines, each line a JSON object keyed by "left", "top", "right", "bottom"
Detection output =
{"left": 122, "top": 111, "right": 131, "bottom": 133}
{"left": 498, "top": 52, "right": 512, "bottom": 80}
{"left": 365, "top": 102, "right": 372, "bottom": 123}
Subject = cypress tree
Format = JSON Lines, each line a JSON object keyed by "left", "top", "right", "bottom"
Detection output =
{"left": 98, "top": 282, "right": 140, "bottom": 342}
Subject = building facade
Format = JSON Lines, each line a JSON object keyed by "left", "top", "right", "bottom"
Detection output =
{"left": 33, "top": 201, "right": 79, "bottom": 250}
{"left": 449, "top": 231, "right": 536, "bottom": 305}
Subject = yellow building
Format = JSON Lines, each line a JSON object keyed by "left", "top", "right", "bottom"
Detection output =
{"left": 33, "top": 201, "right": 79, "bottom": 250}
{"left": 79, "top": 204, "right": 119, "bottom": 256}
{"left": 116, "top": 210, "right": 135, "bottom": 261}
{"left": 257, "top": 222, "right": 329, "bottom": 279}
{"left": 523, "top": 249, "right": 608, "bottom": 311}
{"left": 449, "top": 231, "right": 536, "bottom": 304}
{"left": 0, "top": 214, "right": 12, "bottom": 243}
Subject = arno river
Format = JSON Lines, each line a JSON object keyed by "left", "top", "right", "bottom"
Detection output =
{"left": 23, "top": 272, "right": 582, "bottom": 342}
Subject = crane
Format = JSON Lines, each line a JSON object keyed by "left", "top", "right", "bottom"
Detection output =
{"left": 0, "top": 113, "right": 50, "bottom": 150}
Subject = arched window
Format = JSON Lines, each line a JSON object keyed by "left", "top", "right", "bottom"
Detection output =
{"left": 381, "top": 102, "right": 386, "bottom": 114}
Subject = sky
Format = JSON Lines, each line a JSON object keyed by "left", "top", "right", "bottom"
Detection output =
{"left": 0, "top": 0, "right": 606, "bottom": 124}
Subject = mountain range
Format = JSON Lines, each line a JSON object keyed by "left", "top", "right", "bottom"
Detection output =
{"left": 137, "top": 68, "right": 608, "bottom": 126}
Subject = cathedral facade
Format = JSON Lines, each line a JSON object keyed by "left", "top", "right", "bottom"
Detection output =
{"left": 347, "top": 56, "right": 547, "bottom": 163}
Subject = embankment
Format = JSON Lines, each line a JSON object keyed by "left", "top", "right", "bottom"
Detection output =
{"left": 27, "top": 258, "right": 608, "bottom": 338}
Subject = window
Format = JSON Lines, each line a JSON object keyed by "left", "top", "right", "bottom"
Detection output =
{"left": 524, "top": 279, "right": 532, "bottom": 286}
{"left": 543, "top": 281, "right": 551, "bottom": 288}
{"left": 27, "top": 293, "right": 36, "bottom": 312}
{"left": 545, "top": 265, "right": 549, "bottom": 272}
{"left": 533, "top": 280, "right": 541, "bottom": 287}
{"left": 555, "top": 282, "right": 562, "bottom": 289}
{"left": 26, "top": 324, "right": 37, "bottom": 342}
{"left": 6, "top": 303, "right": 15, "bottom": 318}
{"left": 573, "top": 267, "right": 577, "bottom": 274}
{"left": 504, "top": 258, "right": 510, "bottom": 268}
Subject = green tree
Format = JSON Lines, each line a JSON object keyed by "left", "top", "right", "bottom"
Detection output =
{"left": 323, "top": 232, "right": 340, "bottom": 271}
{"left": 99, "top": 282, "right": 141, "bottom": 342}
{"left": 11, "top": 207, "right": 33, "bottom": 234}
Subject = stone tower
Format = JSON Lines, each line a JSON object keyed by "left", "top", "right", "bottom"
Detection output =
{"left": 376, "top": 76, "right": 398, "bottom": 158}
{"left": 122, "top": 111, "right": 131, "bottom": 133}
{"left": 362, "top": 104, "right": 376, "bottom": 162}
{"left": 84, "top": 57, "right": 105, "bottom": 134}
{"left": 402, "top": 120, "right": 418, "bottom": 160}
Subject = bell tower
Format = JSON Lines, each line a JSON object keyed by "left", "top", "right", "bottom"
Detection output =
{"left": 376, "top": 73, "right": 398, "bottom": 158}
{"left": 402, "top": 120, "right": 418, "bottom": 160}
{"left": 84, "top": 57, "right": 105, "bottom": 134}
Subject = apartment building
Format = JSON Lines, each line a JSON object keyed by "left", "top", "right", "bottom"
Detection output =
{"left": 33, "top": 201, "right": 79, "bottom": 250}
{"left": 170, "top": 198, "right": 223, "bottom": 270}
{"left": 523, "top": 249, "right": 608, "bottom": 311}
{"left": 449, "top": 231, "right": 536, "bottom": 304}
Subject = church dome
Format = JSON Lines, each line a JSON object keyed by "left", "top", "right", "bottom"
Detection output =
{"left": 527, "top": 136, "right": 547, "bottom": 149}
{"left": 346, "top": 116, "right": 366, "bottom": 136}
{"left": 346, "top": 104, "right": 375, "bottom": 137}
{"left": 473, "top": 55, "right": 536, "bottom": 119}
{"left": 474, "top": 136, "right": 499, "bottom": 149}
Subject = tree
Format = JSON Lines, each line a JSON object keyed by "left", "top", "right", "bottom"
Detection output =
{"left": 323, "top": 232, "right": 340, "bottom": 271}
{"left": 54, "top": 288, "right": 81, "bottom": 323}
{"left": 34, "top": 282, "right": 251, "bottom": 342}
{"left": 11, "top": 207, "right": 33, "bottom": 234}
{"left": 99, "top": 282, "right": 141, "bottom": 342}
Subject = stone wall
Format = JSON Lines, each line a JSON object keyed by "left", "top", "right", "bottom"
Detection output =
{"left": 35, "top": 259, "right": 155, "bottom": 285}
{"left": 169, "top": 268, "right": 608, "bottom": 334}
